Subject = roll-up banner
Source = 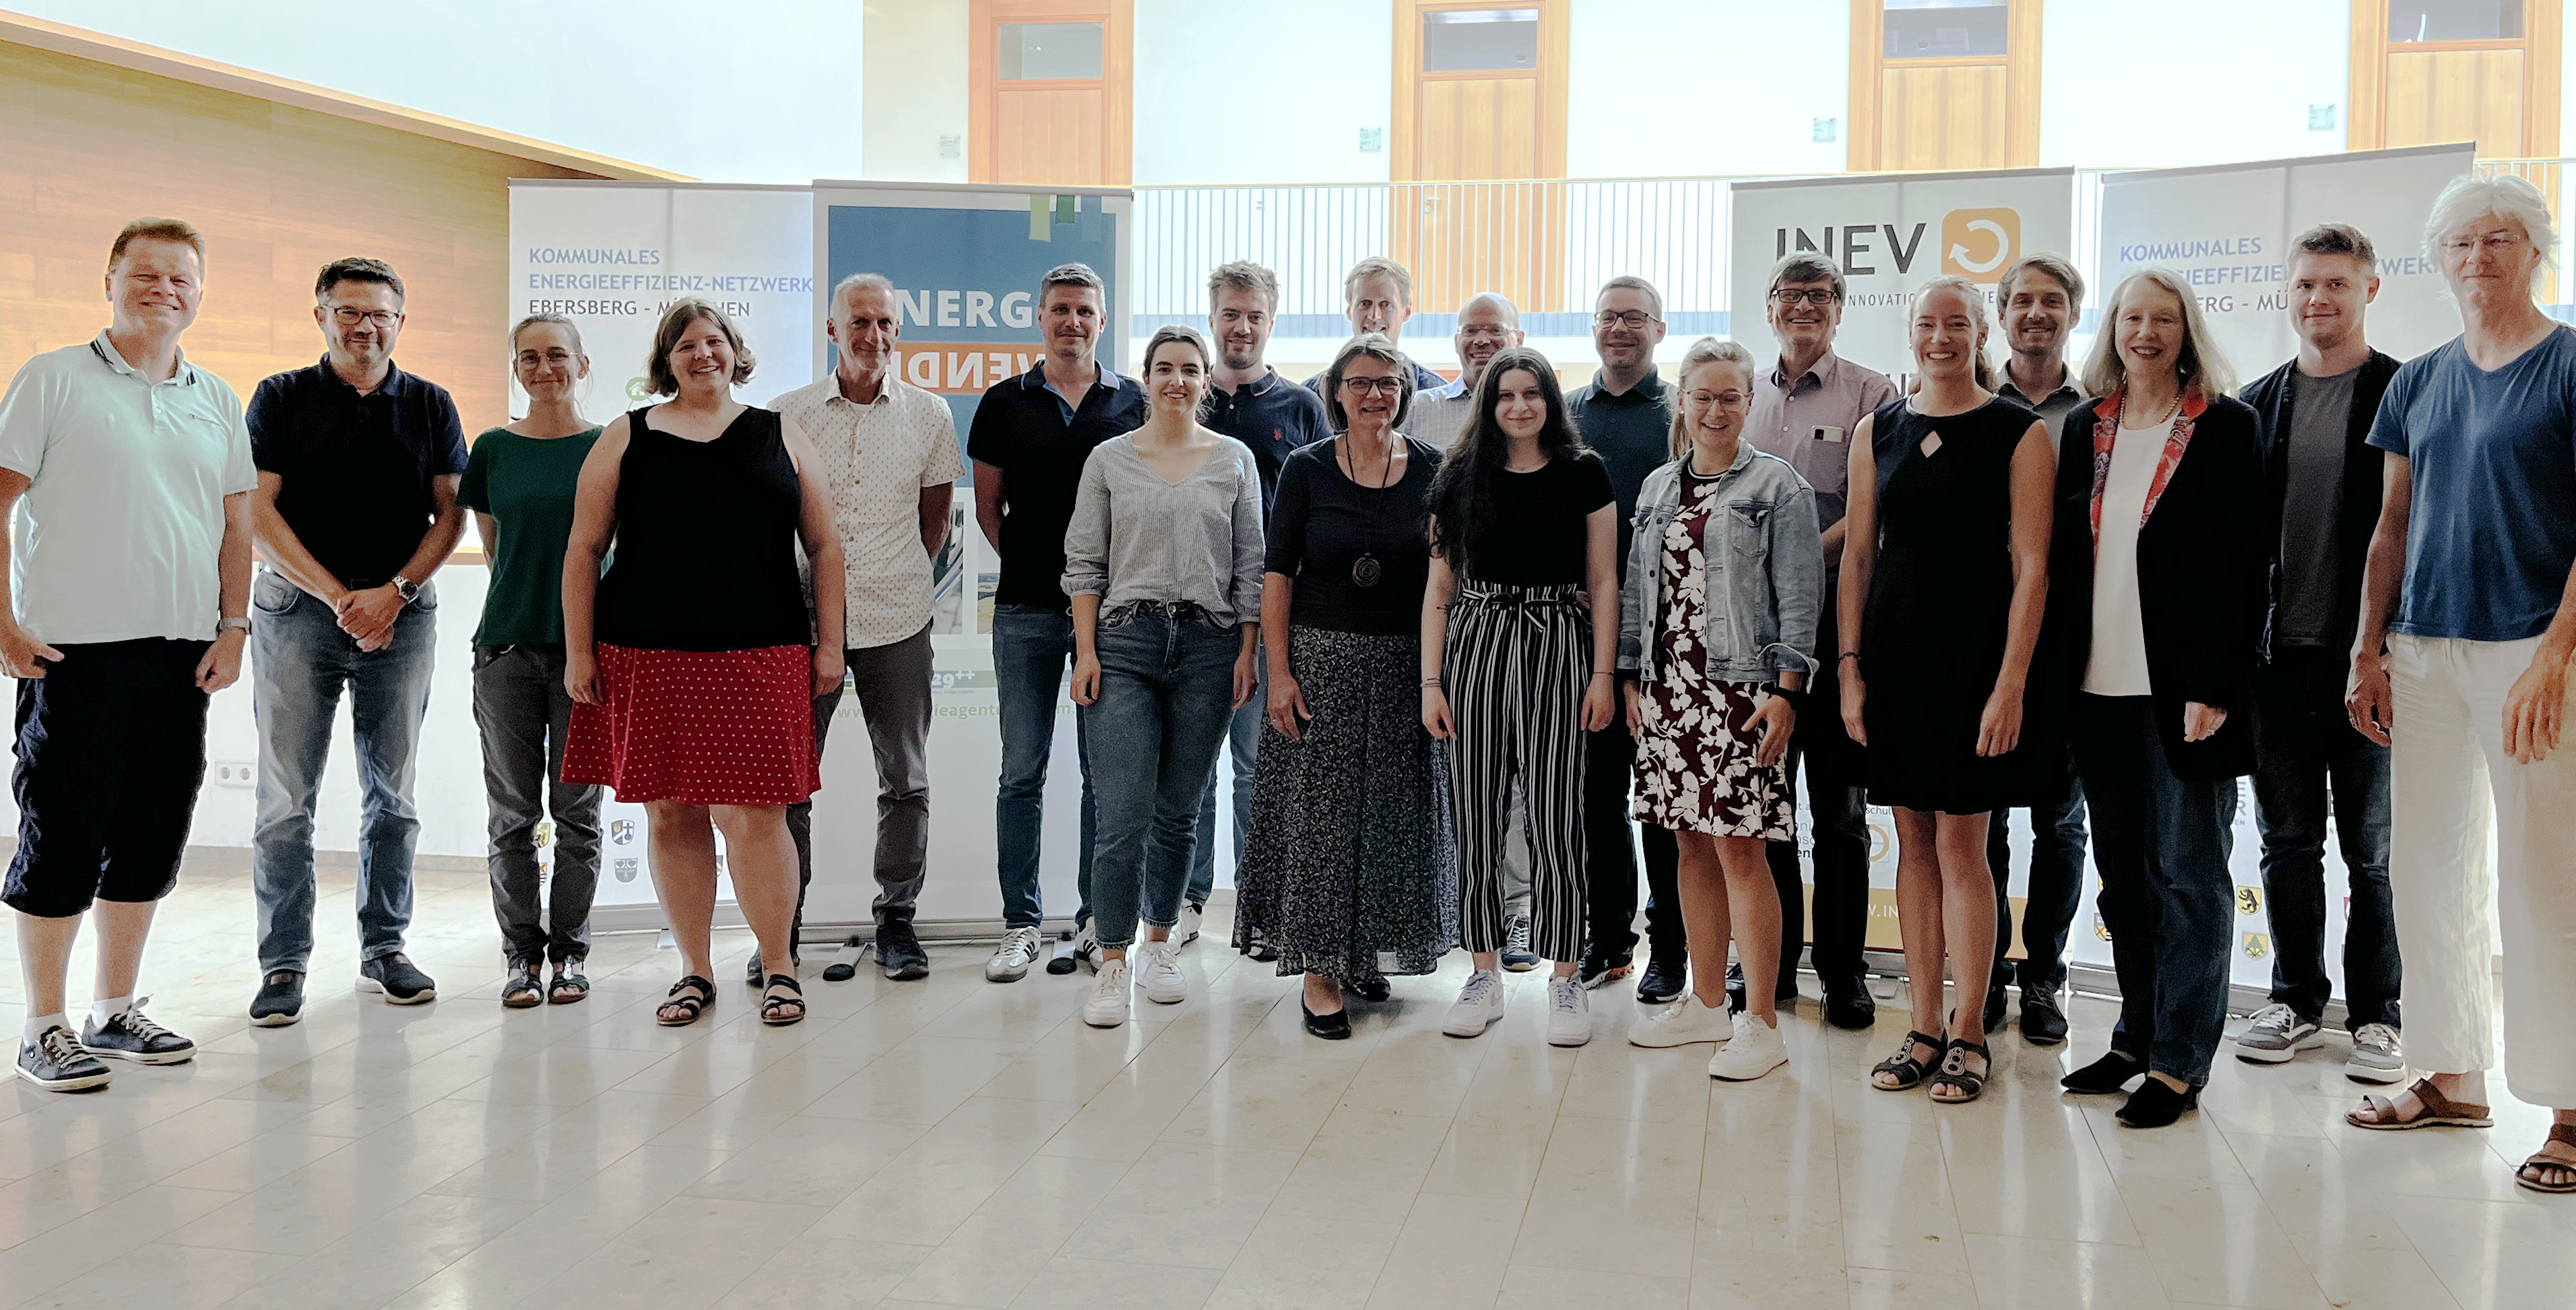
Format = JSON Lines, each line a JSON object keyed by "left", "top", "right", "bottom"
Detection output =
{"left": 1727, "top": 167, "right": 2078, "bottom": 379}
{"left": 2095, "top": 142, "right": 2474, "bottom": 376}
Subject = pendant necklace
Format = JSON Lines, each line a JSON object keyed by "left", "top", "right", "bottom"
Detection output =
{"left": 1343, "top": 434, "right": 1398, "bottom": 588}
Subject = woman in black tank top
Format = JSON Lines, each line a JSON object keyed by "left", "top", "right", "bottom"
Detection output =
{"left": 558, "top": 298, "right": 846, "bottom": 1031}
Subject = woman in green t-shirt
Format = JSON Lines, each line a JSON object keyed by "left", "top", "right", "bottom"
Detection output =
{"left": 458, "top": 314, "right": 605, "bottom": 1009}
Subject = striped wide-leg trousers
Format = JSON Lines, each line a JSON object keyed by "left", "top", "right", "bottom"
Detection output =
{"left": 1444, "top": 582, "right": 1590, "bottom": 962}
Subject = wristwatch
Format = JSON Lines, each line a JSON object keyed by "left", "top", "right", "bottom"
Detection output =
{"left": 218, "top": 617, "right": 251, "bottom": 634}
{"left": 391, "top": 575, "right": 421, "bottom": 606}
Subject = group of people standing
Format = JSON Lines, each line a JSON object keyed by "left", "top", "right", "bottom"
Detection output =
{"left": 5, "top": 175, "right": 2571, "bottom": 1196}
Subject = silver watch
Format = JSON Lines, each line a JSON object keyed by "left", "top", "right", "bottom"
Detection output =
{"left": 218, "top": 617, "right": 251, "bottom": 634}
{"left": 392, "top": 576, "right": 421, "bottom": 605}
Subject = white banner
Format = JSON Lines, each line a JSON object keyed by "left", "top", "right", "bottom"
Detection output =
{"left": 1729, "top": 168, "right": 2076, "bottom": 377}
{"left": 2096, "top": 143, "right": 2474, "bottom": 377}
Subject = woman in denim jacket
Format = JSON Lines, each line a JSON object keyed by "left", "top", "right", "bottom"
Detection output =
{"left": 1617, "top": 337, "right": 1824, "bottom": 1082}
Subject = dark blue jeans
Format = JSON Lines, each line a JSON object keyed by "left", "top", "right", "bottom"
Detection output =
{"left": 1081, "top": 604, "right": 1239, "bottom": 949}
{"left": 1188, "top": 666, "right": 1262, "bottom": 909}
{"left": 992, "top": 605, "right": 1096, "bottom": 930}
{"left": 2075, "top": 693, "right": 2238, "bottom": 1088}
{"left": 1988, "top": 780, "right": 2090, "bottom": 993}
{"left": 2251, "top": 648, "right": 2399, "bottom": 1030}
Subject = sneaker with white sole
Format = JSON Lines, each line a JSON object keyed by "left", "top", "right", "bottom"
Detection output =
{"left": 1627, "top": 992, "right": 1733, "bottom": 1048}
{"left": 1499, "top": 914, "right": 1540, "bottom": 972}
{"left": 1136, "top": 940, "right": 1188, "bottom": 1005}
{"left": 357, "top": 953, "right": 437, "bottom": 1005}
{"left": 1083, "top": 958, "right": 1132, "bottom": 1028}
{"left": 15, "top": 1024, "right": 110, "bottom": 1092}
{"left": 1442, "top": 968, "right": 1506, "bottom": 1038}
{"left": 1176, "top": 902, "right": 1204, "bottom": 947}
{"left": 1709, "top": 1011, "right": 1789, "bottom": 1081}
{"left": 1546, "top": 974, "right": 1592, "bottom": 1047}
{"left": 1072, "top": 922, "right": 1100, "bottom": 974}
{"left": 79, "top": 999, "right": 195, "bottom": 1065}
{"left": 2234, "top": 1003, "right": 2324, "bottom": 1063}
{"left": 986, "top": 927, "right": 1043, "bottom": 982}
{"left": 2346, "top": 1022, "right": 2406, "bottom": 1084}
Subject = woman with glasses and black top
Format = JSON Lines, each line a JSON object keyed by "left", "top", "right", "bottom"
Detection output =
{"left": 1234, "top": 334, "right": 1454, "bottom": 1038}
{"left": 1423, "top": 346, "right": 1620, "bottom": 1047}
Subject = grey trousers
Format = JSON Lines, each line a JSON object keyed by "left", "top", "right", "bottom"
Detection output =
{"left": 785, "top": 625, "right": 936, "bottom": 947}
{"left": 471, "top": 643, "right": 604, "bottom": 966}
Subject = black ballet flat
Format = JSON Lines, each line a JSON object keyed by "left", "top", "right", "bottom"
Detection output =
{"left": 2061, "top": 1048, "right": 2148, "bottom": 1095}
{"left": 1301, "top": 1002, "right": 1352, "bottom": 1040}
{"left": 1354, "top": 977, "right": 1391, "bottom": 1003}
{"left": 2116, "top": 1078, "right": 2201, "bottom": 1128}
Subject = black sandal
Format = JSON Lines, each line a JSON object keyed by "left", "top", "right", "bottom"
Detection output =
{"left": 657, "top": 975, "right": 713, "bottom": 1027}
{"left": 1872, "top": 1030, "right": 1945, "bottom": 1090}
{"left": 548, "top": 963, "right": 589, "bottom": 1005}
{"left": 501, "top": 965, "right": 544, "bottom": 1009}
{"left": 760, "top": 974, "right": 806, "bottom": 1027}
{"left": 1929, "top": 1037, "right": 1992, "bottom": 1104}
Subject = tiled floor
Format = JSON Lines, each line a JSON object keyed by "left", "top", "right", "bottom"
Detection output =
{"left": 3, "top": 850, "right": 2571, "bottom": 1309}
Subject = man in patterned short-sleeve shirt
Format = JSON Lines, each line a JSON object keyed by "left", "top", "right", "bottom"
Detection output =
{"left": 769, "top": 273, "right": 965, "bottom": 982}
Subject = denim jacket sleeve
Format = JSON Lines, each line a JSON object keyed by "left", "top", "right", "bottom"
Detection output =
{"left": 1617, "top": 466, "right": 1671, "bottom": 673}
{"left": 1764, "top": 481, "right": 1824, "bottom": 677}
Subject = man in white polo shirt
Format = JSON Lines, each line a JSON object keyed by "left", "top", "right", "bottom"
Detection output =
{"left": 770, "top": 272, "right": 964, "bottom": 983}
{"left": 0, "top": 218, "right": 256, "bottom": 1092}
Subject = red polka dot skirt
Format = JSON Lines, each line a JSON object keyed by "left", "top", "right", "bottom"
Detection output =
{"left": 562, "top": 643, "right": 820, "bottom": 805}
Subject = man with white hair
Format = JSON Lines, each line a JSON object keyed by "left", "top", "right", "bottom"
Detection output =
{"left": 2345, "top": 172, "right": 2576, "bottom": 1193}
{"left": 1303, "top": 257, "right": 1444, "bottom": 401}
{"left": 770, "top": 272, "right": 963, "bottom": 982}
{"left": 1407, "top": 290, "right": 1522, "bottom": 449}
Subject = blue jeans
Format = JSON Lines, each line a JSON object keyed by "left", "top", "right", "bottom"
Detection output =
{"left": 993, "top": 605, "right": 1097, "bottom": 930}
{"left": 2075, "top": 693, "right": 2238, "bottom": 1088}
{"left": 1989, "top": 780, "right": 2091, "bottom": 992}
{"left": 250, "top": 569, "right": 439, "bottom": 972}
{"left": 1081, "top": 604, "right": 1239, "bottom": 949}
{"left": 2251, "top": 648, "right": 2398, "bottom": 1030}
{"left": 1188, "top": 666, "right": 1262, "bottom": 908}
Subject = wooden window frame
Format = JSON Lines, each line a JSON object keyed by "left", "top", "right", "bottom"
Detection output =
{"left": 1389, "top": 0, "right": 1570, "bottom": 183}
{"left": 967, "top": 0, "right": 1134, "bottom": 185}
{"left": 1847, "top": 0, "right": 2043, "bottom": 172}
{"left": 2348, "top": 0, "right": 2561, "bottom": 156}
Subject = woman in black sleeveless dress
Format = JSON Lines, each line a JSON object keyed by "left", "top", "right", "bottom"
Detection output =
{"left": 560, "top": 298, "right": 845, "bottom": 1030}
{"left": 1838, "top": 277, "right": 2058, "bottom": 1104}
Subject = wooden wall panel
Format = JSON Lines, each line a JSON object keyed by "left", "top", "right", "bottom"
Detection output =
{"left": 2387, "top": 48, "right": 2527, "bottom": 154}
{"left": 0, "top": 40, "right": 595, "bottom": 434}
{"left": 1881, "top": 65, "right": 2008, "bottom": 173}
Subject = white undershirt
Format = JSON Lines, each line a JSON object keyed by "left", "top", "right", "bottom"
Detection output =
{"left": 2083, "top": 418, "right": 2172, "bottom": 697}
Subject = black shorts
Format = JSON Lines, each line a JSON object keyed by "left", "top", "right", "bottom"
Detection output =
{"left": 3, "top": 638, "right": 213, "bottom": 917}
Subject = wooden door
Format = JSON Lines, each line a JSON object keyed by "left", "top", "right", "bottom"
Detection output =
{"left": 2351, "top": 1, "right": 2561, "bottom": 156}
{"left": 1391, "top": 1, "right": 1569, "bottom": 314}
{"left": 1848, "top": 0, "right": 2041, "bottom": 172}
{"left": 969, "top": 0, "right": 1132, "bottom": 186}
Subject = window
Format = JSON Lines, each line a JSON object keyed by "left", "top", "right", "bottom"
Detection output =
{"left": 996, "top": 21, "right": 1103, "bottom": 80}
{"left": 1421, "top": 7, "right": 1539, "bottom": 71}
{"left": 2387, "top": 2, "right": 2524, "bottom": 42}
{"left": 1883, "top": 0, "right": 2011, "bottom": 59}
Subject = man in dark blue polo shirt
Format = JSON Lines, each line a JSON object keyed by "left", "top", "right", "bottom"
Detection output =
{"left": 245, "top": 257, "right": 468, "bottom": 1026}
{"left": 1568, "top": 276, "right": 1679, "bottom": 998}
{"left": 967, "top": 262, "right": 1148, "bottom": 976}
{"left": 1186, "top": 261, "right": 1331, "bottom": 947}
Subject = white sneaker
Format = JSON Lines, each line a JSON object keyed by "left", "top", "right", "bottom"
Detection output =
{"left": 1176, "top": 903, "right": 1204, "bottom": 947}
{"left": 1083, "top": 958, "right": 1132, "bottom": 1028}
{"left": 986, "top": 927, "right": 1043, "bottom": 982}
{"left": 1709, "top": 1012, "right": 1788, "bottom": 1081}
{"left": 2234, "top": 1002, "right": 2325, "bottom": 1063}
{"left": 1442, "top": 969, "right": 1506, "bottom": 1038}
{"left": 1072, "top": 922, "right": 1100, "bottom": 974}
{"left": 2346, "top": 1022, "right": 2406, "bottom": 1084}
{"left": 1628, "top": 992, "right": 1733, "bottom": 1048}
{"left": 1136, "top": 940, "right": 1189, "bottom": 1005}
{"left": 1546, "top": 974, "right": 1592, "bottom": 1047}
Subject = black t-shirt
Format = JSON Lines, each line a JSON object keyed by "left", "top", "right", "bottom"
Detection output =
{"left": 965, "top": 362, "right": 1149, "bottom": 611}
{"left": 1457, "top": 450, "right": 1615, "bottom": 586}
{"left": 1265, "top": 437, "right": 1441, "bottom": 636}
{"left": 247, "top": 358, "right": 468, "bottom": 583}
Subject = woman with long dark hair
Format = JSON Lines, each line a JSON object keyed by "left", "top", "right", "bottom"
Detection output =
{"left": 1422, "top": 346, "right": 1619, "bottom": 1047}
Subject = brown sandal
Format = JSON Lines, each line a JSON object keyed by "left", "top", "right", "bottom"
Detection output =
{"left": 2516, "top": 1124, "right": 2576, "bottom": 1194}
{"left": 2346, "top": 1076, "right": 2494, "bottom": 1131}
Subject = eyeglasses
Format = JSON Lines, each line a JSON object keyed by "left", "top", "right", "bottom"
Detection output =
{"left": 1341, "top": 376, "right": 1405, "bottom": 396}
{"left": 1683, "top": 389, "right": 1751, "bottom": 412}
{"left": 1770, "top": 288, "right": 1837, "bottom": 307}
{"left": 330, "top": 307, "right": 400, "bottom": 328}
{"left": 1458, "top": 325, "right": 1516, "bottom": 340}
{"left": 1593, "top": 310, "right": 1661, "bottom": 330}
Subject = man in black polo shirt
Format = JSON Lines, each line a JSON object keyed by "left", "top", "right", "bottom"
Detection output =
{"left": 1186, "top": 260, "right": 1330, "bottom": 946}
{"left": 245, "top": 257, "right": 468, "bottom": 1025}
{"left": 969, "top": 262, "right": 1148, "bottom": 972}
{"left": 1568, "top": 276, "right": 1678, "bottom": 998}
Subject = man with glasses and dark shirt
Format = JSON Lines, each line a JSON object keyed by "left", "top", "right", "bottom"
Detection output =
{"left": 245, "top": 257, "right": 468, "bottom": 1026}
{"left": 969, "top": 262, "right": 1148, "bottom": 974}
{"left": 1745, "top": 253, "right": 1897, "bottom": 1029}
{"left": 1186, "top": 260, "right": 1330, "bottom": 950}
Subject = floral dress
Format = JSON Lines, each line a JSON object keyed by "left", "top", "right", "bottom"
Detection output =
{"left": 1630, "top": 470, "right": 1797, "bottom": 839}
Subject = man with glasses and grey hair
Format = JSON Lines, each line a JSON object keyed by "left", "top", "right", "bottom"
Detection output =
{"left": 768, "top": 272, "right": 963, "bottom": 984}
{"left": 1745, "top": 252, "right": 1897, "bottom": 1030}
{"left": 1409, "top": 290, "right": 1523, "bottom": 450}
{"left": 1303, "top": 256, "right": 1444, "bottom": 401}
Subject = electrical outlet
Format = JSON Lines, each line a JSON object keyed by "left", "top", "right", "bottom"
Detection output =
{"left": 212, "top": 760, "right": 254, "bottom": 788}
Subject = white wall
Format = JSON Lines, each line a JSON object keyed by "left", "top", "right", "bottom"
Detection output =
{"left": 8, "top": 0, "right": 866, "bottom": 183}
{"left": 862, "top": 0, "right": 971, "bottom": 183}
{"left": 1568, "top": 0, "right": 1850, "bottom": 178}
{"left": 2038, "top": 0, "right": 2350, "bottom": 168}
{"left": 1131, "top": 0, "right": 1393, "bottom": 185}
